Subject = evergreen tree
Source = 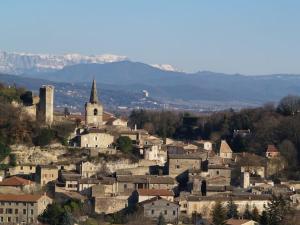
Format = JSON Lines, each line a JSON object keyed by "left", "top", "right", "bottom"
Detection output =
{"left": 243, "top": 203, "right": 252, "bottom": 219}
{"left": 251, "top": 206, "right": 259, "bottom": 222}
{"left": 211, "top": 201, "right": 227, "bottom": 225}
{"left": 264, "top": 194, "right": 294, "bottom": 225}
{"left": 157, "top": 213, "right": 166, "bottom": 225}
{"left": 259, "top": 210, "right": 268, "bottom": 225}
{"left": 226, "top": 198, "right": 238, "bottom": 219}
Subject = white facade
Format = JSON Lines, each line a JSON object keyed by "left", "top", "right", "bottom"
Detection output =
{"left": 79, "top": 132, "right": 114, "bottom": 148}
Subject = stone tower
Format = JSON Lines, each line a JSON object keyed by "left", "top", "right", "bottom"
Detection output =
{"left": 85, "top": 79, "right": 103, "bottom": 127}
{"left": 38, "top": 85, "right": 54, "bottom": 125}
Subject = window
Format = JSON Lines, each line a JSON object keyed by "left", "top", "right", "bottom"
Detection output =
{"left": 216, "top": 170, "right": 219, "bottom": 175}
{"left": 124, "top": 184, "right": 127, "bottom": 189}
{"left": 0, "top": 202, "right": 3, "bottom": 206}
{"left": 30, "top": 166, "right": 32, "bottom": 170}
{"left": 31, "top": 209, "right": 34, "bottom": 215}
{"left": 94, "top": 108, "right": 98, "bottom": 116}
{"left": 95, "top": 136, "right": 98, "bottom": 141}
{"left": 173, "top": 210, "right": 176, "bottom": 215}
{"left": 167, "top": 203, "right": 169, "bottom": 206}
{"left": 0, "top": 208, "right": 3, "bottom": 214}
{"left": 151, "top": 209, "right": 154, "bottom": 215}
{"left": 23, "top": 203, "right": 26, "bottom": 206}
{"left": 20, "top": 166, "right": 23, "bottom": 170}
{"left": 15, "top": 209, "right": 18, "bottom": 214}
{"left": 176, "top": 165, "right": 180, "bottom": 169}
{"left": 0, "top": 217, "right": 3, "bottom": 222}
{"left": 23, "top": 209, "right": 26, "bottom": 215}
{"left": 164, "top": 210, "right": 167, "bottom": 215}
{"left": 7, "top": 217, "right": 11, "bottom": 222}
{"left": 30, "top": 203, "right": 34, "bottom": 206}
{"left": 6, "top": 209, "right": 13, "bottom": 214}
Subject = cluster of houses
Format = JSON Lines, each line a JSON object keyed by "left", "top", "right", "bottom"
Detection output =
{"left": 1, "top": 80, "right": 299, "bottom": 225}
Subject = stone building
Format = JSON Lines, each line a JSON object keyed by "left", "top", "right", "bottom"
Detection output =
{"left": 0, "top": 194, "right": 52, "bottom": 224}
{"left": 6, "top": 164, "right": 36, "bottom": 177}
{"left": 77, "top": 128, "right": 114, "bottom": 148}
{"left": 116, "top": 175, "right": 176, "bottom": 194}
{"left": 183, "top": 194, "right": 270, "bottom": 218}
{"left": 85, "top": 80, "right": 103, "bottom": 127}
{"left": 219, "top": 140, "right": 233, "bottom": 159}
{"left": 38, "top": 85, "right": 54, "bottom": 125}
{"left": 0, "top": 176, "right": 36, "bottom": 193}
{"left": 136, "top": 189, "right": 174, "bottom": 202}
{"left": 168, "top": 154, "right": 202, "bottom": 179}
{"left": 35, "top": 165, "right": 58, "bottom": 186}
{"left": 141, "top": 197, "right": 179, "bottom": 223}
{"left": 76, "top": 161, "right": 99, "bottom": 178}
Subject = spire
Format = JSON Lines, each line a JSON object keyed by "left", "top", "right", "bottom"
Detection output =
{"left": 89, "top": 79, "right": 99, "bottom": 104}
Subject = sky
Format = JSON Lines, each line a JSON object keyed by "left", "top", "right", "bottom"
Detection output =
{"left": 0, "top": 0, "right": 300, "bottom": 74}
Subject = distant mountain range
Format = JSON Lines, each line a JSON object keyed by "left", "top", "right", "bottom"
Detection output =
{"left": 0, "top": 50, "right": 128, "bottom": 74}
{"left": 1, "top": 50, "right": 300, "bottom": 110}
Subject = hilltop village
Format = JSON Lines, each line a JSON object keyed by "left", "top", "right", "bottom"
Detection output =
{"left": 0, "top": 80, "right": 299, "bottom": 225}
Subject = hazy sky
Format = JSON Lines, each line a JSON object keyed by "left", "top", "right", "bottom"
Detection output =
{"left": 1, "top": 1, "right": 299, "bottom": 74}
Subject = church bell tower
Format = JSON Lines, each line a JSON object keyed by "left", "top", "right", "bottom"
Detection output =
{"left": 85, "top": 79, "right": 103, "bottom": 127}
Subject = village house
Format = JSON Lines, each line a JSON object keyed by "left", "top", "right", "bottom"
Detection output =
{"left": 105, "top": 117, "right": 128, "bottom": 127}
{"left": 0, "top": 176, "right": 36, "bottom": 193}
{"left": 265, "top": 144, "right": 280, "bottom": 158}
{"left": 58, "top": 171, "right": 81, "bottom": 191}
{"left": 116, "top": 175, "right": 177, "bottom": 194}
{"left": 35, "top": 165, "right": 58, "bottom": 186}
{"left": 91, "top": 177, "right": 118, "bottom": 197}
{"left": 219, "top": 140, "right": 233, "bottom": 159}
{"left": 75, "top": 128, "right": 115, "bottom": 148}
{"left": 76, "top": 161, "right": 99, "bottom": 178}
{"left": 135, "top": 189, "right": 175, "bottom": 202}
{"left": 6, "top": 164, "right": 36, "bottom": 177}
{"left": 141, "top": 197, "right": 179, "bottom": 223}
{"left": 168, "top": 154, "right": 202, "bottom": 179}
{"left": 0, "top": 194, "right": 52, "bottom": 224}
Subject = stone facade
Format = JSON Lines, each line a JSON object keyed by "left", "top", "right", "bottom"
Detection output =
{"left": 85, "top": 80, "right": 103, "bottom": 127}
{"left": 0, "top": 194, "right": 52, "bottom": 224}
{"left": 38, "top": 85, "right": 54, "bottom": 125}
{"left": 79, "top": 130, "right": 114, "bottom": 148}
{"left": 35, "top": 165, "right": 58, "bottom": 186}
{"left": 168, "top": 154, "right": 202, "bottom": 178}
{"left": 184, "top": 195, "right": 270, "bottom": 218}
{"left": 142, "top": 198, "right": 179, "bottom": 223}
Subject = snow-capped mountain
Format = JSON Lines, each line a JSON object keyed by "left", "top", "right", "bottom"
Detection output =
{"left": 0, "top": 50, "right": 128, "bottom": 74}
{"left": 151, "top": 64, "right": 179, "bottom": 72}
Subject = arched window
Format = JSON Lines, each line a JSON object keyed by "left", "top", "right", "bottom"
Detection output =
{"left": 94, "top": 108, "right": 98, "bottom": 115}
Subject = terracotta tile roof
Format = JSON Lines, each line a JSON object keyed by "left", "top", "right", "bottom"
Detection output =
{"left": 0, "top": 194, "right": 43, "bottom": 202}
{"left": 0, "top": 176, "right": 33, "bottom": 186}
{"left": 137, "top": 189, "right": 174, "bottom": 196}
{"left": 266, "top": 144, "right": 279, "bottom": 153}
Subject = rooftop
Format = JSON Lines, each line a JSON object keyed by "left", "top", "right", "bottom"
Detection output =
{"left": 137, "top": 189, "right": 174, "bottom": 196}
{"left": 0, "top": 176, "right": 33, "bottom": 187}
{"left": 0, "top": 194, "right": 45, "bottom": 203}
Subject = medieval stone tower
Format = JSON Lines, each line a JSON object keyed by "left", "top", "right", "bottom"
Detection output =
{"left": 85, "top": 79, "right": 103, "bottom": 127}
{"left": 38, "top": 85, "right": 54, "bottom": 125}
